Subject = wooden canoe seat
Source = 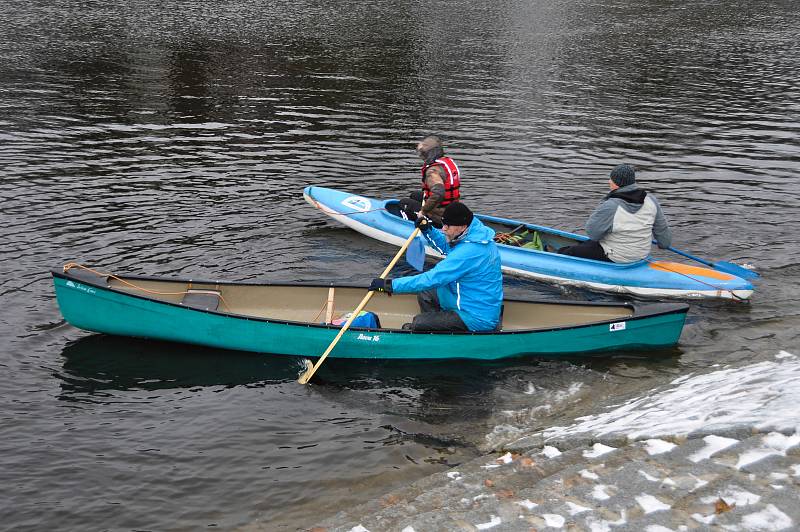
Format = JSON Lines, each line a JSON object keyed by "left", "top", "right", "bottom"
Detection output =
{"left": 181, "top": 289, "right": 221, "bottom": 311}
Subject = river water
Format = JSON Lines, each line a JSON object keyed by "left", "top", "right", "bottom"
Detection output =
{"left": 1, "top": 0, "right": 799, "bottom": 529}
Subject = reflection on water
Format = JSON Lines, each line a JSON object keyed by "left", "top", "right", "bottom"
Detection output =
{"left": 56, "top": 332, "right": 685, "bottom": 428}
{"left": 57, "top": 335, "right": 299, "bottom": 395}
{"left": 1, "top": 0, "right": 799, "bottom": 528}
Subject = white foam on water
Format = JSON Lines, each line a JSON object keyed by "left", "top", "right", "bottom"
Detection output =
{"left": 542, "top": 513, "right": 565, "bottom": 528}
{"left": 583, "top": 443, "right": 616, "bottom": 458}
{"left": 542, "top": 354, "right": 800, "bottom": 440}
{"left": 740, "top": 504, "right": 793, "bottom": 531}
{"left": 771, "top": 484, "right": 785, "bottom": 490}
{"left": 401, "top": 527, "right": 415, "bottom": 532}
{"left": 484, "top": 423, "right": 524, "bottom": 449}
{"left": 701, "top": 488, "right": 760, "bottom": 506}
{"left": 447, "top": 471, "right": 462, "bottom": 480}
{"left": 541, "top": 445, "right": 562, "bottom": 458}
{"left": 580, "top": 469, "right": 599, "bottom": 480}
{"left": 349, "top": 526, "right": 370, "bottom": 532}
{"left": 481, "top": 464, "right": 501, "bottom": 470}
{"left": 636, "top": 493, "right": 671, "bottom": 513}
{"left": 516, "top": 499, "right": 538, "bottom": 510}
{"left": 736, "top": 432, "right": 800, "bottom": 469}
{"left": 566, "top": 501, "right": 592, "bottom": 515}
{"left": 645, "top": 526, "right": 675, "bottom": 532}
{"left": 475, "top": 515, "right": 501, "bottom": 530}
{"left": 689, "top": 435, "right": 739, "bottom": 463}
{"left": 644, "top": 438, "right": 677, "bottom": 455}
{"left": 770, "top": 472, "right": 789, "bottom": 480}
{"left": 592, "top": 485, "right": 611, "bottom": 501}
{"left": 791, "top": 464, "right": 800, "bottom": 477}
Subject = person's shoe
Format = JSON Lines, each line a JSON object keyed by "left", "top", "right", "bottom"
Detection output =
{"left": 401, "top": 322, "right": 413, "bottom": 330}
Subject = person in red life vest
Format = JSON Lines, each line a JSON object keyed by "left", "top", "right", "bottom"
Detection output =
{"left": 397, "top": 135, "right": 461, "bottom": 227}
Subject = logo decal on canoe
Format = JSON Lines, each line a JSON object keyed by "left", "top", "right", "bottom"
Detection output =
{"left": 65, "top": 280, "right": 96, "bottom": 295}
{"left": 609, "top": 322, "right": 626, "bottom": 332}
{"left": 341, "top": 196, "right": 372, "bottom": 212}
{"left": 357, "top": 333, "right": 380, "bottom": 342}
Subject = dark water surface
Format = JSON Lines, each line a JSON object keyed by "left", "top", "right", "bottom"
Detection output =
{"left": 1, "top": 0, "right": 799, "bottom": 529}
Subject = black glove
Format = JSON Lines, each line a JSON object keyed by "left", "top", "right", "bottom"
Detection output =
{"left": 414, "top": 216, "right": 432, "bottom": 233}
{"left": 368, "top": 278, "right": 392, "bottom": 294}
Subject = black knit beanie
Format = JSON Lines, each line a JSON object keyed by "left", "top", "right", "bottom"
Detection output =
{"left": 610, "top": 164, "right": 636, "bottom": 187}
{"left": 442, "top": 202, "right": 473, "bottom": 226}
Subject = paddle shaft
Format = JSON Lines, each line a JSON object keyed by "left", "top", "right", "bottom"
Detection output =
{"left": 298, "top": 227, "right": 422, "bottom": 384}
{"left": 664, "top": 245, "right": 714, "bottom": 267}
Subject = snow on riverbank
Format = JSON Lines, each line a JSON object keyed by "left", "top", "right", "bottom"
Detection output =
{"left": 543, "top": 351, "right": 800, "bottom": 441}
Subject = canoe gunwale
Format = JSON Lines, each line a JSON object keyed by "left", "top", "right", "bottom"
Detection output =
{"left": 52, "top": 269, "right": 689, "bottom": 337}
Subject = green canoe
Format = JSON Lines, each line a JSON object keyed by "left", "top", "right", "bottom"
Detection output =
{"left": 52, "top": 266, "right": 689, "bottom": 360}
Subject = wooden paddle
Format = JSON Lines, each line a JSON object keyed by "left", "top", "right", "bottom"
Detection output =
{"left": 298, "top": 227, "right": 422, "bottom": 384}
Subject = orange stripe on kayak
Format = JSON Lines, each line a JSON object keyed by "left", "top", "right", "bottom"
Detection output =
{"left": 648, "top": 261, "right": 735, "bottom": 281}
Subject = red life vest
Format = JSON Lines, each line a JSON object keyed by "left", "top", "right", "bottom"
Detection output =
{"left": 421, "top": 157, "right": 461, "bottom": 206}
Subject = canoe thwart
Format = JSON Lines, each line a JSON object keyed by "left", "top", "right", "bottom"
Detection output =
{"left": 324, "top": 286, "right": 335, "bottom": 324}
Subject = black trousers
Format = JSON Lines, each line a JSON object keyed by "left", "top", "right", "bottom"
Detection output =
{"left": 396, "top": 192, "right": 443, "bottom": 227}
{"left": 397, "top": 197, "right": 422, "bottom": 221}
{"left": 409, "top": 289, "right": 469, "bottom": 332}
{"left": 557, "top": 240, "right": 612, "bottom": 262}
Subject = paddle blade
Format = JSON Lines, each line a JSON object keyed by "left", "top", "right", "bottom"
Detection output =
{"left": 715, "top": 261, "right": 760, "bottom": 280}
{"left": 297, "top": 359, "right": 315, "bottom": 384}
{"left": 405, "top": 235, "right": 426, "bottom": 271}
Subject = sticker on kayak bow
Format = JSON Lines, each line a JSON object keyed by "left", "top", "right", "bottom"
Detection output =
{"left": 341, "top": 196, "right": 372, "bottom": 212}
{"left": 609, "top": 322, "right": 626, "bottom": 332}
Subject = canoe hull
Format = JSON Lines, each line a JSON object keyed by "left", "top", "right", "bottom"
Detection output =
{"left": 53, "top": 273, "right": 688, "bottom": 360}
{"left": 303, "top": 186, "right": 754, "bottom": 300}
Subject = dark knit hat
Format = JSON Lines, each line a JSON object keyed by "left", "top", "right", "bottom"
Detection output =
{"left": 442, "top": 202, "right": 473, "bottom": 227}
{"left": 610, "top": 164, "right": 636, "bottom": 187}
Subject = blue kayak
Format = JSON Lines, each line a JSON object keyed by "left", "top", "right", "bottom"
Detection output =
{"left": 303, "top": 186, "right": 754, "bottom": 300}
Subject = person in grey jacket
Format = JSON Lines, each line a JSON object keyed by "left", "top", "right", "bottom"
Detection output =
{"left": 558, "top": 164, "right": 672, "bottom": 263}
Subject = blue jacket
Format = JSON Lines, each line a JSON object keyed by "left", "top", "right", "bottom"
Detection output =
{"left": 391, "top": 217, "right": 503, "bottom": 331}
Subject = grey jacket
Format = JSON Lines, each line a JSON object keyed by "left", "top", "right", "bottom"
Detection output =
{"left": 585, "top": 184, "right": 672, "bottom": 263}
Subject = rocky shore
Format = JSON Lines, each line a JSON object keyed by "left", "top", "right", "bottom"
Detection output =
{"left": 315, "top": 352, "right": 800, "bottom": 531}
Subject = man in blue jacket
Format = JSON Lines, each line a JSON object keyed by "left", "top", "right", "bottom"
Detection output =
{"left": 368, "top": 202, "right": 503, "bottom": 332}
